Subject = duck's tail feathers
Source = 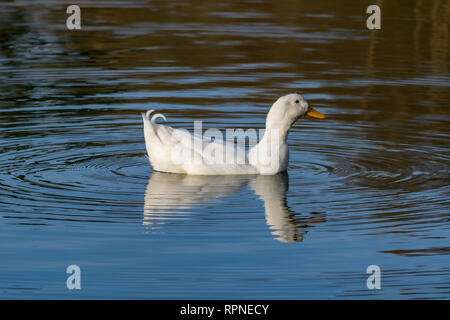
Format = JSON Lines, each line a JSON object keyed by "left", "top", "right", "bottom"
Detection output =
{"left": 142, "top": 110, "right": 169, "bottom": 159}
{"left": 143, "top": 109, "right": 167, "bottom": 124}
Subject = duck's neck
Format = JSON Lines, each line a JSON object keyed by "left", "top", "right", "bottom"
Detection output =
{"left": 262, "top": 111, "right": 295, "bottom": 145}
{"left": 248, "top": 113, "right": 293, "bottom": 174}
{"left": 262, "top": 123, "right": 291, "bottom": 145}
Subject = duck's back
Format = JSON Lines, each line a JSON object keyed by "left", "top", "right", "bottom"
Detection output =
{"left": 142, "top": 111, "right": 258, "bottom": 175}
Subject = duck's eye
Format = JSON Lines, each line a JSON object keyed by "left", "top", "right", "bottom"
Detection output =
{"left": 295, "top": 100, "right": 299, "bottom": 103}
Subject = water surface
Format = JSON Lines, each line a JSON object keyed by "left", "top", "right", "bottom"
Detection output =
{"left": 0, "top": 0, "right": 449, "bottom": 299}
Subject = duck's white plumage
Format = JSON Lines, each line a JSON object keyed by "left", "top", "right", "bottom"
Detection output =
{"left": 142, "top": 93, "right": 325, "bottom": 175}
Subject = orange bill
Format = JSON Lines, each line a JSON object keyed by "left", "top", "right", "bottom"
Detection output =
{"left": 306, "top": 107, "right": 326, "bottom": 119}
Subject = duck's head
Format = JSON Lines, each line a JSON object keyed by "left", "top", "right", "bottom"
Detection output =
{"left": 266, "top": 93, "right": 326, "bottom": 129}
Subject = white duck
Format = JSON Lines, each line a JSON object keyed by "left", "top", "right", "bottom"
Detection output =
{"left": 142, "top": 93, "right": 325, "bottom": 175}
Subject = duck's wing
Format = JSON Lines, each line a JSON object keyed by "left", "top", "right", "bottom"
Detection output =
{"left": 142, "top": 111, "right": 254, "bottom": 174}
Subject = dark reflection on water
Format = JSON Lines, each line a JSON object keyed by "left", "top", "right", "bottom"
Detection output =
{"left": 0, "top": 0, "right": 449, "bottom": 298}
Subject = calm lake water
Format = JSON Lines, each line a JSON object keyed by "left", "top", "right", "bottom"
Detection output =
{"left": 0, "top": 0, "right": 449, "bottom": 299}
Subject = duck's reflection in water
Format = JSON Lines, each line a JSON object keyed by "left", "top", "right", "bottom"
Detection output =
{"left": 143, "top": 172, "right": 324, "bottom": 243}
